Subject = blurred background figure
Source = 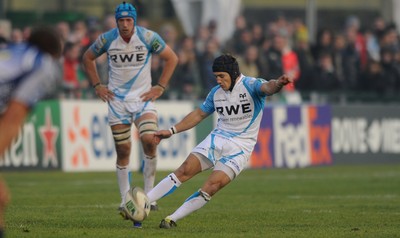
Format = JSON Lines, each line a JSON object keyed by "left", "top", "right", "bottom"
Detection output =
{"left": 10, "top": 28, "right": 23, "bottom": 44}
{"left": 0, "top": 25, "right": 62, "bottom": 238}
{"left": 61, "top": 41, "right": 88, "bottom": 99}
{"left": 56, "top": 21, "right": 71, "bottom": 46}
{"left": 198, "top": 38, "right": 221, "bottom": 98}
{"left": 237, "top": 44, "right": 261, "bottom": 77}
{"left": 160, "top": 23, "right": 179, "bottom": 52}
{"left": 103, "top": 14, "right": 117, "bottom": 31}
{"left": 171, "top": 36, "right": 201, "bottom": 100}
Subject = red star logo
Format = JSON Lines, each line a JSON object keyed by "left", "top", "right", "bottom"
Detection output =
{"left": 68, "top": 106, "right": 89, "bottom": 167}
{"left": 39, "top": 108, "right": 59, "bottom": 167}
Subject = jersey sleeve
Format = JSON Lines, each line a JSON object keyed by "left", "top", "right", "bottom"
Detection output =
{"left": 137, "top": 27, "right": 166, "bottom": 54}
{"left": 242, "top": 77, "right": 271, "bottom": 101}
{"left": 247, "top": 77, "right": 268, "bottom": 96}
{"left": 89, "top": 29, "right": 117, "bottom": 57}
{"left": 199, "top": 86, "right": 219, "bottom": 114}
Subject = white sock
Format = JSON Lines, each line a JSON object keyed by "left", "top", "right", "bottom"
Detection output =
{"left": 147, "top": 173, "right": 181, "bottom": 203}
{"left": 169, "top": 190, "right": 210, "bottom": 222}
{"left": 116, "top": 164, "right": 130, "bottom": 207}
{"left": 143, "top": 155, "right": 157, "bottom": 195}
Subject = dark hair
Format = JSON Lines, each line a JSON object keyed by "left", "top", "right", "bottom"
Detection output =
{"left": 27, "top": 26, "right": 62, "bottom": 58}
{"left": 212, "top": 54, "right": 241, "bottom": 91}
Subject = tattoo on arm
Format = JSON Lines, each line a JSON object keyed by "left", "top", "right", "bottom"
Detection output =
{"left": 263, "top": 80, "right": 284, "bottom": 95}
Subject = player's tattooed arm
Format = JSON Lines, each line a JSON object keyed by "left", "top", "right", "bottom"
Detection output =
{"left": 261, "top": 74, "right": 293, "bottom": 95}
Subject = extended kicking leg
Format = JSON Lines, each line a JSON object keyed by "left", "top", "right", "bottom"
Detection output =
{"left": 160, "top": 163, "right": 234, "bottom": 229}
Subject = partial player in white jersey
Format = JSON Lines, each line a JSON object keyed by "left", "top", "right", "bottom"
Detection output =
{"left": 82, "top": 1, "right": 178, "bottom": 228}
{"left": 148, "top": 54, "right": 292, "bottom": 228}
{"left": 0, "top": 26, "right": 62, "bottom": 238}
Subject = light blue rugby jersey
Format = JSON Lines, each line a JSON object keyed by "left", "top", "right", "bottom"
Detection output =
{"left": 89, "top": 26, "right": 166, "bottom": 101}
{"left": 0, "top": 43, "right": 60, "bottom": 113}
{"left": 200, "top": 75, "right": 268, "bottom": 151}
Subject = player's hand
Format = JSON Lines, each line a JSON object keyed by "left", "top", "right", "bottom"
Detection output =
{"left": 140, "top": 85, "right": 164, "bottom": 102}
{"left": 277, "top": 74, "right": 293, "bottom": 86}
{"left": 154, "top": 129, "right": 172, "bottom": 144}
{"left": 95, "top": 85, "right": 114, "bottom": 102}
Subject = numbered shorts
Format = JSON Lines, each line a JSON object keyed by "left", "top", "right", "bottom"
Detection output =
{"left": 107, "top": 98, "right": 157, "bottom": 126}
{"left": 191, "top": 134, "right": 250, "bottom": 177}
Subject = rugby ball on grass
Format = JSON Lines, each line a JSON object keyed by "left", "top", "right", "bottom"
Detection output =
{"left": 124, "top": 187, "right": 151, "bottom": 222}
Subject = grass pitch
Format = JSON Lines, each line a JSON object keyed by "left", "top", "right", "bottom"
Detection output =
{"left": 3, "top": 164, "right": 400, "bottom": 238}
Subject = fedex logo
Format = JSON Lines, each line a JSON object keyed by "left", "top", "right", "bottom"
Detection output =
{"left": 250, "top": 105, "right": 331, "bottom": 168}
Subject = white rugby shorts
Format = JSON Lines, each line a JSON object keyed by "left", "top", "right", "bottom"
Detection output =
{"left": 107, "top": 98, "right": 157, "bottom": 126}
{"left": 192, "top": 134, "right": 250, "bottom": 177}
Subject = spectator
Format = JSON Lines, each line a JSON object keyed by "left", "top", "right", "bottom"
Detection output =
{"left": 232, "top": 15, "right": 247, "bottom": 40}
{"left": 81, "top": 26, "right": 109, "bottom": 86}
{"left": 251, "top": 23, "right": 265, "bottom": 47}
{"left": 70, "top": 20, "right": 90, "bottom": 47}
{"left": 332, "top": 33, "right": 347, "bottom": 89}
{"left": 233, "top": 29, "right": 253, "bottom": 55}
{"left": 207, "top": 19, "right": 218, "bottom": 41}
{"left": 173, "top": 36, "right": 201, "bottom": 100}
{"left": 311, "top": 29, "right": 334, "bottom": 61}
{"left": 311, "top": 51, "right": 339, "bottom": 103}
{"left": 380, "top": 24, "right": 399, "bottom": 53}
{"left": 160, "top": 23, "right": 179, "bottom": 51}
{"left": 237, "top": 45, "right": 260, "bottom": 77}
{"left": 343, "top": 29, "right": 362, "bottom": 90}
{"left": 379, "top": 47, "right": 400, "bottom": 96}
{"left": 62, "top": 42, "right": 83, "bottom": 98}
{"left": 294, "top": 32, "right": 314, "bottom": 91}
{"left": 197, "top": 38, "right": 221, "bottom": 97}
{"left": 194, "top": 25, "right": 211, "bottom": 56}
{"left": 56, "top": 21, "right": 71, "bottom": 46}
{"left": 22, "top": 26, "right": 31, "bottom": 41}
{"left": 365, "top": 29, "right": 380, "bottom": 62}
{"left": 292, "top": 18, "right": 308, "bottom": 48}
{"left": 103, "top": 14, "right": 117, "bottom": 31}
{"left": 361, "top": 60, "right": 384, "bottom": 93}
{"left": 313, "top": 51, "right": 339, "bottom": 92}
{"left": 345, "top": 16, "right": 368, "bottom": 70}
{"left": 10, "top": 28, "right": 23, "bottom": 44}
{"left": 263, "top": 34, "right": 284, "bottom": 80}
{"left": 265, "top": 30, "right": 301, "bottom": 103}
{"left": 372, "top": 16, "right": 387, "bottom": 40}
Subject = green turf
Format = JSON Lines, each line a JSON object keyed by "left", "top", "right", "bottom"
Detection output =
{"left": 2, "top": 164, "right": 400, "bottom": 238}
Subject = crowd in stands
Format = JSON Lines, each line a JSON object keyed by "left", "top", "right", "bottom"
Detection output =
{"left": 2, "top": 13, "right": 400, "bottom": 103}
